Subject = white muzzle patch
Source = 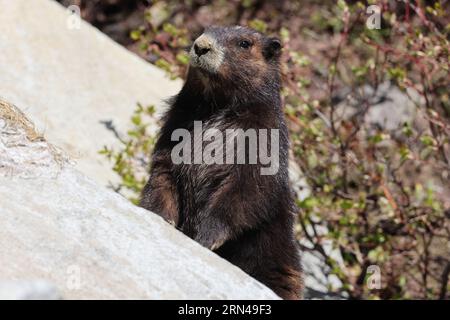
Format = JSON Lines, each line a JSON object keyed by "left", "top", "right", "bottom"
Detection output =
{"left": 190, "top": 34, "right": 225, "bottom": 74}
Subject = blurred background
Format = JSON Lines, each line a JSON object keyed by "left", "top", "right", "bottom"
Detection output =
{"left": 57, "top": 0, "right": 450, "bottom": 299}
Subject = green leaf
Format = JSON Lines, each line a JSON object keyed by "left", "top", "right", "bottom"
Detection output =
{"left": 176, "top": 52, "right": 190, "bottom": 65}
{"left": 420, "top": 135, "right": 436, "bottom": 147}
{"left": 249, "top": 19, "right": 267, "bottom": 33}
{"left": 131, "top": 114, "right": 141, "bottom": 126}
{"left": 340, "top": 200, "right": 354, "bottom": 210}
{"left": 130, "top": 29, "right": 141, "bottom": 41}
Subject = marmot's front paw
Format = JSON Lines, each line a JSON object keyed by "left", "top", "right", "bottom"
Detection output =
{"left": 197, "top": 236, "right": 226, "bottom": 251}
{"left": 194, "top": 225, "right": 229, "bottom": 251}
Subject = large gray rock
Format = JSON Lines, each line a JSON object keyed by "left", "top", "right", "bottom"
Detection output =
{"left": 0, "top": 100, "right": 279, "bottom": 299}
{"left": 0, "top": 281, "right": 61, "bottom": 300}
{"left": 334, "top": 82, "right": 420, "bottom": 132}
{"left": 0, "top": 0, "right": 181, "bottom": 187}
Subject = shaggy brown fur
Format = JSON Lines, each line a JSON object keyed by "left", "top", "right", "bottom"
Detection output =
{"left": 140, "top": 26, "right": 303, "bottom": 299}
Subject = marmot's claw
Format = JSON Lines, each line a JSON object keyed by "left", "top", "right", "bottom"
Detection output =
{"left": 195, "top": 232, "right": 227, "bottom": 251}
{"left": 210, "top": 239, "right": 225, "bottom": 251}
{"left": 164, "top": 218, "right": 176, "bottom": 226}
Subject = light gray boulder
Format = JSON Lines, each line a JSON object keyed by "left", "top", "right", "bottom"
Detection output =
{"left": 0, "top": 281, "right": 61, "bottom": 300}
{"left": 0, "top": 100, "right": 279, "bottom": 300}
{"left": 334, "top": 82, "right": 420, "bottom": 132}
{"left": 0, "top": 0, "right": 181, "bottom": 187}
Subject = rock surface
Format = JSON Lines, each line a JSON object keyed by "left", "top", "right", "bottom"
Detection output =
{"left": 0, "top": 0, "right": 181, "bottom": 187}
{"left": 0, "top": 281, "right": 61, "bottom": 300}
{"left": 334, "top": 82, "right": 420, "bottom": 132}
{"left": 0, "top": 101, "right": 279, "bottom": 299}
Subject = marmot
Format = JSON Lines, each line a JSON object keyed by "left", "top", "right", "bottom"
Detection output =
{"left": 140, "top": 26, "right": 303, "bottom": 299}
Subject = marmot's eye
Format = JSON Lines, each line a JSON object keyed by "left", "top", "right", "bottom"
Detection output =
{"left": 239, "top": 40, "right": 252, "bottom": 49}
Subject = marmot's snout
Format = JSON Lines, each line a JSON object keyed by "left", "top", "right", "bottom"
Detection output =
{"left": 193, "top": 35, "right": 212, "bottom": 57}
{"left": 190, "top": 33, "right": 224, "bottom": 74}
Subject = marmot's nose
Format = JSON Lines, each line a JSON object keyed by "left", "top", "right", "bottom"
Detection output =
{"left": 194, "top": 43, "right": 210, "bottom": 57}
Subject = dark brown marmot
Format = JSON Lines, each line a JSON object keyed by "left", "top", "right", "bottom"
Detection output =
{"left": 140, "top": 26, "right": 303, "bottom": 299}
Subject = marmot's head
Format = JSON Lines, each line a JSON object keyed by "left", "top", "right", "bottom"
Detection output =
{"left": 187, "top": 26, "right": 282, "bottom": 100}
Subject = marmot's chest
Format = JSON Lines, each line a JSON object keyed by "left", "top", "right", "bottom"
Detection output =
{"left": 174, "top": 108, "right": 273, "bottom": 168}
{"left": 173, "top": 113, "right": 240, "bottom": 184}
{"left": 169, "top": 105, "right": 284, "bottom": 219}
{"left": 172, "top": 112, "right": 278, "bottom": 183}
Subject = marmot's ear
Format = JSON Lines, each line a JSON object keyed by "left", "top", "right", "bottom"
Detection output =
{"left": 264, "top": 37, "right": 282, "bottom": 60}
